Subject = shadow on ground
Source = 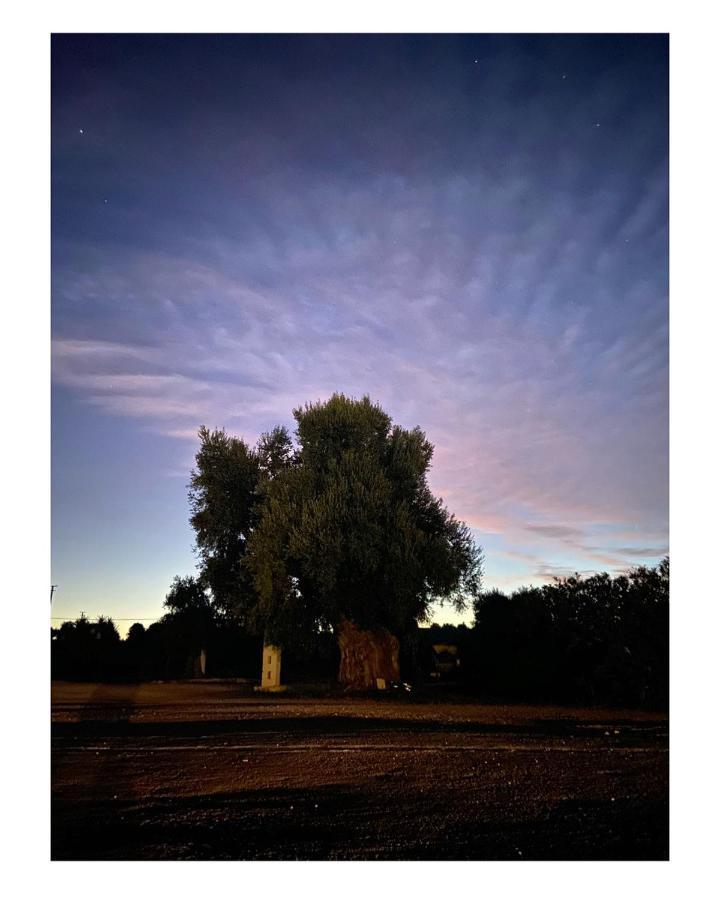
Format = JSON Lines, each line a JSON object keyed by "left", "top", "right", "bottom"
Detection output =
{"left": 52, "top": 714, "right": 667, "bottom": 743}
{"left": 52, "top": 782, "right": 668, "bottom": 861}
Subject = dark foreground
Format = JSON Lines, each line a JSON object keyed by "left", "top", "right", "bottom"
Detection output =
{"left": 52, "top": 681, "right": 668, "bottom": 860}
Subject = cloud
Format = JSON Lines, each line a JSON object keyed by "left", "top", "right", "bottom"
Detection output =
{"left": 52, "top": 163, "right": 668, "bottom": 572}
{"left": 524, "top": 524, "right": 585, "bottom": 540}
{"left": 532, "top": 565, "right": 599, "bottom": 582}
{"left": 610, "top": 546, "right": 669, "bottom": 559}
{"left": 51, "top": 35, "right": 668, "bottom": 594}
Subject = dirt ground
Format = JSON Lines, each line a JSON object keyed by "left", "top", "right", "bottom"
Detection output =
{"left": 51, "top": 680, "right": 669, "bottom": 860}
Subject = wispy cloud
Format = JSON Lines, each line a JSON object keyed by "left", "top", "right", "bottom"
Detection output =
{"left": 524, "top": 524, "right": 585, "bottom": 540}
{"left": 51, "top": 35, "right": 668, "bottom": 597}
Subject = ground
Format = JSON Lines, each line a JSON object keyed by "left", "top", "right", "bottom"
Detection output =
{"left": 51, "top": 680, "right": 668, "bottom": 860}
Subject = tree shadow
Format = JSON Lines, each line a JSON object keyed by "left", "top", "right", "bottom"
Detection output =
{"left": 52, "top": 713, "right": 668, "bottom": 742}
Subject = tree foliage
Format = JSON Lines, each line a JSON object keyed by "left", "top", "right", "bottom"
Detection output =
{"left": 50, "top": 614, "right": 122, "bottom": 680}
{"left": 189, "top": 394, "right": 483, "bottom": 648}
{"left": 163, "top": 574, "right": 215, "bottom": 651}
{"left": 469, "top": 557, "right": 669, "bottom": 706}
{"left": 188, "top": 426, "right": 262, "bottom": 618}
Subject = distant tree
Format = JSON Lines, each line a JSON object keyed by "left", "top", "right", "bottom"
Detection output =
{"left": 472, "top": 588, "right": 510, "bottom": 628}
{"left": 126, "top": 622, "right": 146, "bottom": 643}
{"left": 122, "top": 622, "right": 147, "bottom": 678}
{"left": 190, "top": 393, "right": 483, "bottom": 688}
{"left": 93, "top": 615, "right": 120, "bottom": 643}
{"left": 164, "top": 575, "right": 212, "bottom": 616}
{"left": 163, "top": 575, "right": 215, "bottom": 674}
{"left": 51, "top": 614, "right": 121, "bottom": 680}
{"left": 142, "top": 620, "right": 173, "bottom": 679}
{"left": 470, "top": 558, "right": 669, "bottom": 707}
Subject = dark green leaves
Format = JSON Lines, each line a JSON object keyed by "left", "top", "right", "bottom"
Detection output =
{"left": 190, "top": 394, "right": 483, "bottom": 647}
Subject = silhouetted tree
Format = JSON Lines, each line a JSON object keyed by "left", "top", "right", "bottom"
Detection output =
{"left": 51, "top": 614, "right": 122, "bottom": 680}
{"left": 469, "top": 558, "right": 669, "bottom": 707}
{"left": 190, "top": 394, "right": 483, "bottom": 688}
{"left": 123, "top": 622, "right": 147, "bottom": 676}
{"left": 126, "top": 622, "right": 146, "bottom": 643}
{"left": 162, "top": 575, "right": 215, "bottom": 675}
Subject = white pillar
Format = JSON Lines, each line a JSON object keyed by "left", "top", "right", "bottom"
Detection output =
{"left": 257, "top": 644, "right": 286, "bottom": 692}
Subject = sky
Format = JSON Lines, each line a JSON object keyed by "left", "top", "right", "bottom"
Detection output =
{"left": 51, "top": 34, "right": 668, "bottom": 632}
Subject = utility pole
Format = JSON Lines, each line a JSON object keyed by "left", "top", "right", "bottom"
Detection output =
{"left": 50, "top": 584, "right": 57, "bottom": 604}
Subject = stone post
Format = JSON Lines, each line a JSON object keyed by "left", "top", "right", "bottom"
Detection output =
{"left": 256, "top": 643, "right": 287, "bottom": 692}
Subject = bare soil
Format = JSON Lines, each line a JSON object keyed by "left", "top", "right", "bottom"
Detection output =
{"left": 51, "top": 680, "right": 668, "bottom": 860}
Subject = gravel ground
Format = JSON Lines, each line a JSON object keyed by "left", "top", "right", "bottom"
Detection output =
{"left": 51, "top": 681, "right": 669, "bottom": 860}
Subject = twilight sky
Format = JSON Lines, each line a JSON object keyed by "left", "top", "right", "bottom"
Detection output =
{"left": 51, "top": 34, "right": 668, "bottom": 630}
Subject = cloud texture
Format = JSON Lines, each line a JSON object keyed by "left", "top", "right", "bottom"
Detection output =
{"left": 52, "top": 35, "right": 668, "bottom": 612}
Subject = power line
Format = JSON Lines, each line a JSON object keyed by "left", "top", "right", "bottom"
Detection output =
{"left": 50, "top": 616, "right": 163, "bottom": 622}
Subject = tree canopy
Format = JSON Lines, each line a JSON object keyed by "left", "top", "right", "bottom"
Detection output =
{"left": 470, "top": 558, "right": 669, "bottom": 706}
{"left": 188, "top": 394, "right": 483, "bottom": 649}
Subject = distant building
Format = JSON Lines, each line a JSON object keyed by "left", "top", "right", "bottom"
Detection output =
{"left": 431, "top": 643, "right": 460, "bottom": 678}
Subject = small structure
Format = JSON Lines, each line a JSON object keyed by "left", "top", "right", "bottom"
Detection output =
{"left": 431, "top": 643, "right": 460, "bottom": 678}
{"left": 256, "top": 644, "right": 287, "bottom": 692}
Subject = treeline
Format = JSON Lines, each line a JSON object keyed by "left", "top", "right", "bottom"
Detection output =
{"left": 51, "top": 575, "right": 339, "bottom": 682}
{"left": 427, "top": 558, "right": 669, "bottom": 708}
{"left": 50, "top": 617, "right": 340, "bottom": 683}
{"left": 51, "top": 559, "right": 668, "bottom": 708}
{"left": 51, "top": 614, "right": 259, "bottom": 681}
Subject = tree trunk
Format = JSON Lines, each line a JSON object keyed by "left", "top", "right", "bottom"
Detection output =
{"left": 337, "top": 618, "right": 400, "bottom": 690}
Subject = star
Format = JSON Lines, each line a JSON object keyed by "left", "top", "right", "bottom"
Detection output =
{"left": 474, "top": 59, "right": 478, "bottom": 64}
{"left": 595, "top": 122, "right": 601, "bottom": 127}
{"left": 562, "top": 74, "right": 567, "bottom": 79}
{"left": 79, "top": 128, "right": 84, "bottom": 134}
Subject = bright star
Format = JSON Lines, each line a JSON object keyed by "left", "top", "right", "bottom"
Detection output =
{"left": 79, "top": 128, "right": 84, "bottom": 134}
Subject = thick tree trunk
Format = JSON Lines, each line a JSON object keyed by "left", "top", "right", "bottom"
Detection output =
{"left": 336, "top": 618, "right": 400, "bottom": 690}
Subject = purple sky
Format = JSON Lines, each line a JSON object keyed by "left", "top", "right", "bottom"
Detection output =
{"left": 51, "top": 34, "right": 668, "bottom": 630}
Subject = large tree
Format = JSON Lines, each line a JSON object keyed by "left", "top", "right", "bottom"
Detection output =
{"left": 189, "top": 394, "right": 482, "bottom": 688}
